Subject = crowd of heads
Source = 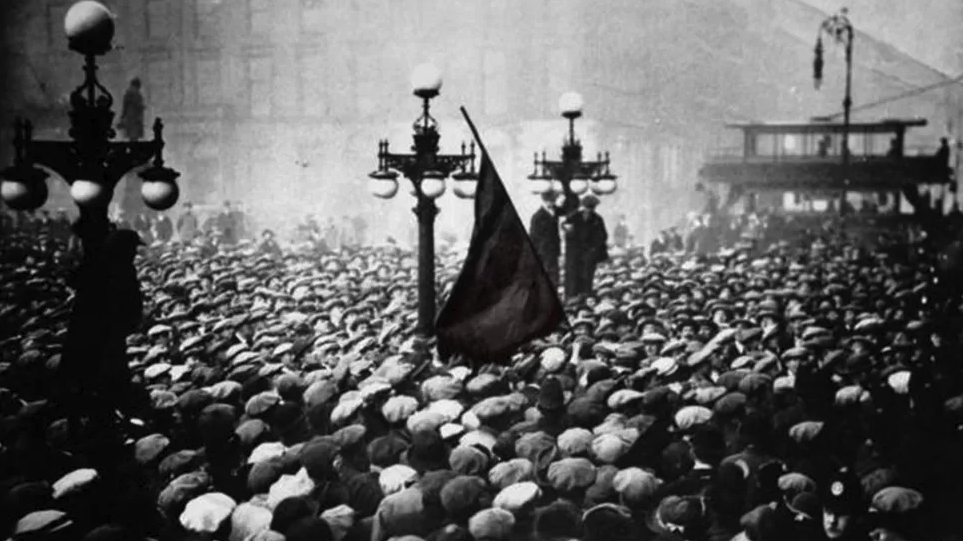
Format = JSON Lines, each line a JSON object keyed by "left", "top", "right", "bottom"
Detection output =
{"left": 2, "top": 207, "right": 963, "bottom": 541}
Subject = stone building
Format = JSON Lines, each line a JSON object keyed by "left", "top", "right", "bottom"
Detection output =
{"left": 1, "top": 0, "right": 959, "bottom": 244}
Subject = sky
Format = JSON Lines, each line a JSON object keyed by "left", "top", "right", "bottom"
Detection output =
{"left": 801, "top": 0, "right": 962, "bottom": 76}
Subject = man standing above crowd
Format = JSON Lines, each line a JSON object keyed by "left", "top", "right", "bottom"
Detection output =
{"left": 530, "top": 191, "right": 561, "bottom": 286}
{"left": 352, "top": 214, "right": 369, "bottom": 247}
{"left": 217, "top": 201, "right": 237, "bottom": 245}
{"left": 563, "top": 194, "right": 608, "bottom": 298}
{"left": 613, "top": 214, "right": 629, "bottom": 249}
{"left": 177, "top": 201, "right": 198, "bottom": 243}
{"left": 230, "top": 201, "right": 248, "bottom": 241}
{"left": 155, "top": 211, "right": 173, "bottom": 243}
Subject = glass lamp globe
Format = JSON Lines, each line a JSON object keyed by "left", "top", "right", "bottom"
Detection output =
{"left": 559, "top": 91, "right": 584, "bottom": 118}
{"left": 420, "top": 178, "right": 446, "bottom": 199}
{"left": 550, "top": 180, "right": 565, "bottom": 193}
{"left": 64, "top": 1, "right": 115, "bottom": 55}
{"left": 368, "top": 177, "right": 399, "bottom": 199}
{"left": 142, "top": 180, "right": 179, "bottom": 210}
{"left": 569, "top": 179, "right": 589, "bottom": 195}
{"left": 71, "top": 179, "right": 109, "bottom": 207}
{"left": 529, "top": 179, "right": 552, "bottom": 194}
{"left": 453, "top": 181, "right": 476, "bottom": 199}
{"left": 591, "top": 179, "right": 617, "bottom": 195}
{"left": 411, "top": 63, "right": 443, "bottom": 99}
{"left": 1, "top": 178, "right": 48, "bottom": 210}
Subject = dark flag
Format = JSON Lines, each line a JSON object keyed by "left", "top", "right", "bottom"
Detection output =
{"left": 435, "top": 108, "right": 566, "bottom": 362}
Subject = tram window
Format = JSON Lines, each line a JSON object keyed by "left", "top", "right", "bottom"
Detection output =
{"left": 781, "top": 134, "right": 803, "bottom": 156}
{"left": 755, "top": 134, "right": 777, "bottom": 156}
{"left": 847, "top": 134, "right": 864, "bottom": 155}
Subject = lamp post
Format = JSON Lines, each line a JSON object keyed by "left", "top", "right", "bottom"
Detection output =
{"left": 0, "top": 1, "right": 181, "bottom": 433}
{"left": 369, "top": 64, "right": 477, "bottom": 337}
{"left": 527, "top": 92, "right": 617, "bottom": 297}
{"left": 814, "top": 7, "right": 854, "bottom": 213}
{"left": 1, "top": 1, "right": 181, "bottom": 231}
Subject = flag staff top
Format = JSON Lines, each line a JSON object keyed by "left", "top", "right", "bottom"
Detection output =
{"left": 527, "top": 92, "right": 618, "bottom": 214}
{"left": 369, "top": 64, "right": 478, "bottom": 337}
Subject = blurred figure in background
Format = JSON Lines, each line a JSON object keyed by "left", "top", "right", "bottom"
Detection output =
{"left": 339, "top": 215, "right": 354, "bottom": 250}
{"left": 613, "top": 214, "right": 629, "bottom": 249}
{"left": 324, "top": 217, "right": 338, "bottom": 251}
{"left": 231, "top": 201, "right": 248, "bottom": 241}
{"left": 176, "top": 201, "right": 198, "bottom": 243}
{"left": 217, "top": 201, "right": 237, "bottom": 245}
{"left": 118, "top": 77, "right": 144, "bottom": 142}
{"left": 258, "top": 229, "right": 283, "bottom": 258}
{"left": 352, "top": 214, "right": 369, "bottom": 247}
{"left": 530, "top": 191, "right": 561, "bottom": 286}
{"left": 154, "top": 211, "right": 173, "bottom": 243}
{"left": 132, "top": 212, "right": 154, "bottom": 245}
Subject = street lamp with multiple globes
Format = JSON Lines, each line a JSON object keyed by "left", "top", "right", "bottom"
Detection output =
{"left": 527, "top": 92, "right": 617, "bottom": 298}
{"left": 369, "top": 64, "right": 477, "bottom": 337}
{"left": 1, "top": 0, "right": 181, "bottom": 234}
{"left": 528, "top": 92, "right": 617, "bottom": 211}
{"left": 0, "top": 1, "right": 181, "bottom": 435}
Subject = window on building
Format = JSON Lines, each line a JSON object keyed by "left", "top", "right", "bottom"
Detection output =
{"left": 146, "top": 59, "right": 174, "bottom": 109}
{"left": 247, "top": 56, "right": 272, "bottom": 116}
{"left": 249, "top": 0, "right": 272, "bottom": 35}
{"left": 146, "top": 0, "right": 171, "bottom": 41}
{"left": 195, "top": 0, "right": 221, "bottom": 41}
{"left": 301, "top": 0, "right": 325, "bottom": 32}
{"left": 299, "top": 50, "right": 327, "bottom": 116}
{"left": 196, "top": 56, "right": 221, "bottom": 106}
{"left": 483, "top": 51, "right": 507, "bottom": 116}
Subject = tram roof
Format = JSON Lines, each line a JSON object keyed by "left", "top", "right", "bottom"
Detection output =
{"left": 723, "top": 118, "right": 928, "bottom": 134}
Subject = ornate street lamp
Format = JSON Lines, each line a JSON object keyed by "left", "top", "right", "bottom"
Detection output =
{"left": 527, "top": 92, "right": 617, "bottom": 299}
{"left": 1, "top": 0, "right": 181, "bottom": 234}
{"left": 369, "top": 63, "right": 477, "bottom": 337}
{"left": 528, "top": 92, "right": 617, "bottom": 212}
{"left": 0, "top": 1, "right": 181, "bottom": 436}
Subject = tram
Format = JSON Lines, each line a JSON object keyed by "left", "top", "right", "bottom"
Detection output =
{"left": 698, "top": 118, "right": 953, "bottom": 215}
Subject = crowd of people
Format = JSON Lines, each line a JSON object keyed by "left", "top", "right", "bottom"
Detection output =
{"left": 2, "top": 197, "right": 963, "bottom": 541}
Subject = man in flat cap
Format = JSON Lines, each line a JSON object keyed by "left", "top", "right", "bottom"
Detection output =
{"left": 530, "top": 191, "right": 562, "bottom": 288}
{"left": 563, "top": 194, "right": 609, "bottom": 299}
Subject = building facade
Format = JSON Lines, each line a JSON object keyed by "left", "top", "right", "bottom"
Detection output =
{"left": 1, "top": 0, "right": 958, "bottom": 244}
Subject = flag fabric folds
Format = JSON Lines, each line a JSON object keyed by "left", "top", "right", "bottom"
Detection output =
{"left": 435, "top": 109, "right": 566, "bottom": 363}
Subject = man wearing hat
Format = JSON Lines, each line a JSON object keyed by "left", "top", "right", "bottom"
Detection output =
{"left": 258, "top": 229, "right": 283, "bottom": 258}
{"left": 530, "top": 191, "right": 562, "bottom": 287}
{"left": 821, "top": 467, "right": 868, "bottom": 541}
{"left": 176, "top": 201, "right": 198, "bottom": 243}
{"left": 562, "top": 194, "right": 609, "bottom": 299}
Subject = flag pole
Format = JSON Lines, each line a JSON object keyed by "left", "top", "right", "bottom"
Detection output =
{"left": 458, "top": 106, "right": 574, "bottom": 332}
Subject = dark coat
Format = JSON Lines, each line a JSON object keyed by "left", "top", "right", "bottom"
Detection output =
{"left": 530, "top": 207, "right": 560, "bottom": 261}
{"left": 565, "top": 210, "right": 609, "bottom": 265}
{"left": 120, "top": 87, "right": 145, "bottom": 141}
{"left": 155, "top": 215, "right": 173, "bottom": 241}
